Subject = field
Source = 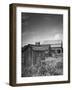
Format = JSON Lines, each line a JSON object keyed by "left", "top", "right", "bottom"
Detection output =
{"left": 22, "top": 56, "right": 63, "bottom": 77}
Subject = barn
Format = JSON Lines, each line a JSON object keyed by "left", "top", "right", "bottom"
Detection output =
{"left": 22, "top": 41, "right": 63, "bottom": 68}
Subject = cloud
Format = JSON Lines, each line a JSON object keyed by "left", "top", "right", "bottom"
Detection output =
{"left": 54, "top": 34, "right": 63, "bottom": 40}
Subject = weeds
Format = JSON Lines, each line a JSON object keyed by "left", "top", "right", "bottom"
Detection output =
{"left": 22, "top": 57, "right": 63, "bottom": 77}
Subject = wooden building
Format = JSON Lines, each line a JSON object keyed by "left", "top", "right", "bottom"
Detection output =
{"left": 22, "top": 42, "right": 63, "bottom": 68}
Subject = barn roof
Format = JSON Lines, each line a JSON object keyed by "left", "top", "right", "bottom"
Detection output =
{"left": 22, "top": 43, "right": 62, "bottom": 52}
{"left": 31, "top": 45, "right": 50, "bottom": 51}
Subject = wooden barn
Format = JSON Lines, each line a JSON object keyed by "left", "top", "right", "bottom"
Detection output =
{"left": 22, "top": 41, "right": 63, "bottom": 68}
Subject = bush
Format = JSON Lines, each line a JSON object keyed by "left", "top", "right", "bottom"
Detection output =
{"left": 46, "top": 63, "right": 56, "bottom": 75}
{"left": 55, "top": 61, "right": 63, "bottom": 69}
{"left": 28, "top": 65, "right": 38, "bottom": 76}
{"left": 37, "top": 65, "right": 48, "bottom": 76}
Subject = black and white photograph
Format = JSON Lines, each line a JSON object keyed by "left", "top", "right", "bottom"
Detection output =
{"left": 21, "top": 13, "right": 63, "bottom": 77}
{"left": 9, "top": 3, "right": 70, "bottom": 86}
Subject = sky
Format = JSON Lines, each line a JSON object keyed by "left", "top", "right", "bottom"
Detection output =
{"left": 21, "top": 13, "right": 63, "bottom": 47}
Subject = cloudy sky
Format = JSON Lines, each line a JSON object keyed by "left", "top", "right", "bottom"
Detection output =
{"left": 21, "top": 13, "right": 63, "bottom": 47}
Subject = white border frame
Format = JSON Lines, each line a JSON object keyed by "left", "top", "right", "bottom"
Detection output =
{"left": 16, "top": 7, "right": 68, "bottom": 83}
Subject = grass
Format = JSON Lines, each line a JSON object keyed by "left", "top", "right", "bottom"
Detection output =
{"left": 22, "top": 56, "right": 63, "bottom": 77}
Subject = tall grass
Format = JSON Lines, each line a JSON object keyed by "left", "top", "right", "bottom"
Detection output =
{"left": 22, "top": 57, "right": 63, "bottom": 77}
